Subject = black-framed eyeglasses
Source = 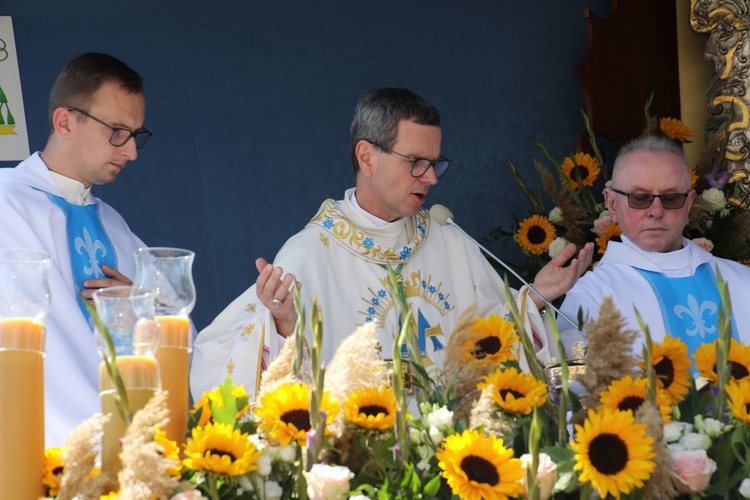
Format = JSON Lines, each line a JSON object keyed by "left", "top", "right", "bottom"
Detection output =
{"left": 610, "top": 188, "right": 691, "bottom": 209}
{"left": 367, "top": 140, "right": 451, "bottom": 179}
{"left": 67, "top": 107, "right": 152, "bottom": 149}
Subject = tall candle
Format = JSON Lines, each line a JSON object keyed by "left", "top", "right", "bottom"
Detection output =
{"left": 100, "top": 355, "right": 160, "bottom": 473}
{"left": 0, "top": 318, "right": 45, "bottom": 500}
{"left": 155, "top": 315, "right": 191, "bottom": 445}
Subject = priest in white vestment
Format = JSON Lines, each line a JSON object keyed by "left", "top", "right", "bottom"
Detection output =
{"left": 191, "top": 88, "right": 593, "bottom": 399}
{"left": 0, "top": 53, "right": 151, "bottom": 446}
{"left": 559, "top": 136, "right": 750, "bottom": 361}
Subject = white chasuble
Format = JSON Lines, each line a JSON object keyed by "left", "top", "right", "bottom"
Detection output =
{"left": 191, "top": 188, "right": 554, "bottom": 400}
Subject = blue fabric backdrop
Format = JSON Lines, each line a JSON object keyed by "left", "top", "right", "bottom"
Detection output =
{"left": 1, "top": 1, "right": 610, "bottom": 331}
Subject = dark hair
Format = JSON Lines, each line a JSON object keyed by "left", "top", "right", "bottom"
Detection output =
{"left": 349, "top": 88, "right": 440, "bottom": 175}
{"left": 48, "top": 52, "right": 144, "bottom": 132}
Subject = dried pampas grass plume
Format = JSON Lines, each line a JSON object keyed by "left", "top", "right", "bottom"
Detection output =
{"left": 118, "top": 391, "right": 183, "bottom": 499}
{"left": 578, "top": 296, "right": 640, "bottom": 404}
{"left": 320, "top": 322, "right": 389, "bottom": 466}
{"left": 259, "top": 333, "right": 312, "bottom": 398}
{"left": 57, "top": 413, "right": 114, "bottom": 500}
{"left": 636, "top": 403, "right": 678, "bottom": 499}
{"left": 442, "top": 303, "right": 495, "bottom": 424}
{"left": 468, "top": 382, "right": 513, "bottom": 437}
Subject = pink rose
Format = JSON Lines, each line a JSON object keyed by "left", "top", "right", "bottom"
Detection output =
{"left": 303, "top": 463, "right": 354, "bottom": 500}
{"left": 520, "top": 453, "right": 557, "bottom": 500}
{"left": 170, "top": 490, "right": 205, "bottom": 499}
{"left": 592, "top": 211, "right": 613, "bottom": 235}
{"left": 692, "top": 238, "right": 714, "bottom": 253}
{"left": 671, "top": 449, "right": 716, "bottom": 494}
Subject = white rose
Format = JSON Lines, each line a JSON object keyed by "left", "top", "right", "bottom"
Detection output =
{"left": 276, "top": 445, "right": 297, "bottom": 463}
{"left": 668, "top": 442, "right": 687, "bottom": 453}
{"left": 739, "top": 478, "right": 750, "bottom": 498}
{"left": 548, "top": 237, "right": 568, "bottom": 259}
{"left": 350, "top": 496, "right": 372, "bottom": 500}
{"left": 679, "top": 432, "right": 711, "bottom": 451}
{"left": 303, "top": 464, "right": 354, "bottom": 500}
{"left": 664, "top": 422, "right": 685, "bottom": 443}
{"left": 263, "top": 480, "right": 283, "bottom": 500}
{"left": 428, "top": 425, "right": 444, "bottom": 446}
{"left": 548, "top": 206, "right": 563, "bottom": 224}
{"left": 702, "top": 188, "right": 726, "bottom": 212}
{"left": 425, "top": 406, "right": 453, "bottom": 432}
{"left": 696, "top": 416, "right": 727, "bottom": 438}
{"left": 255, "top": 452, "right": 272, "bottom": 477}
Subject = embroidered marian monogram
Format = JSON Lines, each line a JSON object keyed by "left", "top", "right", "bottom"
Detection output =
{"left": 674, "top": 294, "right": 717, "bottom": 338}
{"left": 75, "top": 226, "right": 107, "bottom": 278}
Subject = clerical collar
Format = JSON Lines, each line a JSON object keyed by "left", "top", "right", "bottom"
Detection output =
{"left": 46, "top": 169, "right": 92, "bottom": 206}
{"left": 350, "top": 190, "right": 393, "bottom": 227}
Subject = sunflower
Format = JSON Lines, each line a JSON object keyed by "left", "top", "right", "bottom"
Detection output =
{"left": 726, "top": 378, "right": 750, "bottom": 425}
{"left": 436, "top": 429, "right": 525, "bottom": 500}
{"left": 154, "top": 428, "right": 182, "bottom": 476}
{"left": 595, "top": 223, "right": 622, "bottom": 254}
{"left": 659, "top": 117, "right": 693, "bottom": 142}
{"left": 462, "top": 314, "right": 519, "bottom": 365}
{"left": 190, "top": 382, "right": 250, "bottom": 426}
{"left": 344, "top": 385, "right": 397, "bottom": 431}
{"left": 561, "top": 152, "right": 601, "bottom": 189}
{"left": 100, "top": 493, "right": 119, "bottom": 500}
{"left": 689, "top": 168, "right": 699, "bottom": 189}
{"left": 183, "top": 421, "right": 262, "bottom": 476}
{"left": 571, "top": 408, "right": 656, "bottom": 499}
{"left": 42, "top": 446, "right": 64, "bottom": 496}
{"left": 693, "top": 339, "right": 750, "bottom": 385}
{"left": 255, "top": 382, "right": 340, "bottom": 446}
{"left": 638, "top": 335, "right": 692, "bottom": 404}
{"left": 477, "top": 367, "right": 548, "bottom": 415}
{"left": 516, "top": 215, "right": 556, "bottom": 255}
{"left": 598, "top": 375, "right": 673, "bottom": 423}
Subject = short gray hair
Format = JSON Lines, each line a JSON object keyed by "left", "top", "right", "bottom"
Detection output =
{"left": 350, "top": 88, "right": 440, "bottom": 175}
{"left": 612, "top": 135, "right": 689, "bottom": 186}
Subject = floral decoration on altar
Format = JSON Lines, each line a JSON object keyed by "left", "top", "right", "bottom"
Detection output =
{"left": 41, "top": 269, "right": 750, "bottom": 499}
{"left": 487, "top": 97, "right": 750, "bottom": 285}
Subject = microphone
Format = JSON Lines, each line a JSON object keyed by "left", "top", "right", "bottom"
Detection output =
{"left": 429, "top": 204, "right": 585, "bottom": 337}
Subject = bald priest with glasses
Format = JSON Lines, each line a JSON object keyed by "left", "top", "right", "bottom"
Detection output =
{"left": 191, "top": 87, "right": 594, "bottom": 400}
{"left": 0, "top": 52, "right": 151, "bottom": 446}
{"left": 558, "top": 135, "right": 750, "bottom": 362}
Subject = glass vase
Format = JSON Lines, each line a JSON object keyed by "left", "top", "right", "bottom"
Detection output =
{"left": 132, "top": 247, "right": 195, "bottom": 445}
{"left": 0, "top": 249, "right": 51, "bottom": 500}
{"left": 93, "top": 285, "right": 160, "bottom": 475}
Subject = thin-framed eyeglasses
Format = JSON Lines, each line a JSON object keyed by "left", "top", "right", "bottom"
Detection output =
{"left": 366, "top": 140, "right": 451, "bottom": 178}
{"left": 610, "top": 188, "right": 691, "bottom": 209}
{"left": 67, "top": 107, "right": 152, "bottom": 149}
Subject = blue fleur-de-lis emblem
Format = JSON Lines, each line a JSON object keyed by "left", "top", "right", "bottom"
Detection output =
{"left": 74, "top": 227, "right": 106, "bottom": 277}
{"left": 400, "top": 246, "right": 412, "bottom": 260}
{"left": 674, "top": 294, "right": 717, "bottom": 338}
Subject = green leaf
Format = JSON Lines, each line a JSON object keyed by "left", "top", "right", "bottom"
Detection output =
{"left": 209, "top": 377, "right": 240, "bottom": 426}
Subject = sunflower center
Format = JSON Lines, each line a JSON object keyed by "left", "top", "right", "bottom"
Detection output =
{"left": 730, "top": 361, "right": 750, "bottom": 380}
{"left": 745, "top": 403, "right": 750, "bottom": 414}
{"left": 589, "top": 433, "right": 628, "bottom": 475}
{"left": 527, "top": 226, "right": 548, "bottom": 245}
{"left": 52, "top": 466, "right": 64, "bottom": 476}
{"left": 499, "top": 389, "right": 525, "bottom": 400}
{"left": 281, "top": 409, "right": 311, "bottom": 431}
{"left": 474, "top": 337, "right": 501, "bottom": 358}
{"left": 570, "top": 165, "right": 590, "bottom": 183}
{"left": 460, "top": 455, "right": 500, "bottom": 486}
{"left": 616, "top": 396, "right": 645, "bottom": 413}
{"left": 654, "top": 357, "right": 675, "bottom": 388}
{"left": 207, "top": 448, "right": 237, "bottom": 460}
{"left": 359, "top": 405, "right": 387, "bottom": 418}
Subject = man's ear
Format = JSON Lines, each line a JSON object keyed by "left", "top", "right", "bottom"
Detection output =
{"left": 355, "top": 140, "right": 375, "bottom": 175}
{"left": 51, "top": 107, "right": 74, "bottom": 139}
{"left": 604, "top": 187, "right": 618, "bottom": 223}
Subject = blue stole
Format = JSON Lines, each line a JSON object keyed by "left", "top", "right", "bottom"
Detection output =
{"left": 46, "top": 193, "right": 118, "bottom": 325}
{"left": 634, "top": 263, "right": 738, "bottom": 360}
